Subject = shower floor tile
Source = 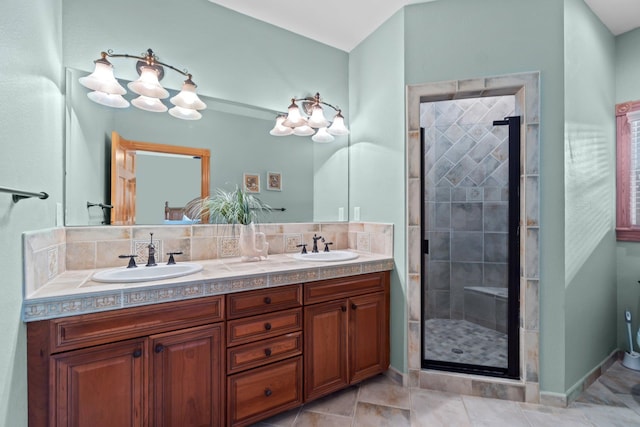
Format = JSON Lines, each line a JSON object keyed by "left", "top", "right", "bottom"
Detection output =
{"left": 424, "top": 318, "right": 507, "bottom": 368}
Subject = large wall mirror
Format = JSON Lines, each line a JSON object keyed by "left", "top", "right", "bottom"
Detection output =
{"left": 65, "top": 68, "right": 349, "bottom": 226}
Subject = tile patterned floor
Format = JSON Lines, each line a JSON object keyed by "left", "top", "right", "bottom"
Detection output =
{"left": 252, "top": 360, "right": 640, "bottom": 426}
{"left": 424, "top": 319, "right": 508, "bottom": 368}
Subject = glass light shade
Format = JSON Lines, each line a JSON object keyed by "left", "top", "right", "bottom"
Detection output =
{"left": 87, "top": 91, "right": 130, "bottom": 108}
{"left": 311, "top": 127, "right": 335, "bottom": 143}
{"left": 327, "top": 112, "right": 350, "bottom": 135}
{"left": 131, "top": 95, "right": 168, "bottom": 113}
{"left": 170, "top": 81, "right": 207, "bottom": 110}
{"left": 169, "top": 105, "right": 202, "bottom": 120}
{"left": 79, "top": 61, "right": 127, "bottom": 95}
{"left": 269, "top": 116, "right": 294, "bottom": 136}
{"left": 127, "top": 66, "right": 169, "bottom": 99}
{"left": 283, "top": 100, "right": 307, "bottom": 127}
{"left": 307, "top": 105, "right": 329, "bottom": 128}
{"left": 293, "top": 125, "right": 315, "bottom": 136}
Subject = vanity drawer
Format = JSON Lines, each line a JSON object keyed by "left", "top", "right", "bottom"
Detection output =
{"left": 227, "top": 356, "right": 302, "bottom": 427}
{"left": 227, "top": 331, "right": 302, "bottom": 374}
{"left": 226, "top": 285, "right": 302, "bottom": 319}
{"left": 303, "top": 272, "right": 387, "bottom": 305}
{"left": 51, "top": 296, "right": 224, "bottom": 353}
{"left": 227, "top": 308, "right": 302, "bottom": 347}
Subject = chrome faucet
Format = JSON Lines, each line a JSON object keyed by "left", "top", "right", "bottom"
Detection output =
{"left": 146, "top": 233, "right": 157, "bottom": 267}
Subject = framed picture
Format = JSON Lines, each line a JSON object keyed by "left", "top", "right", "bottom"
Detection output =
{"left": 267, "top": 172, "right": 282, "bottom": 191}
{"left": 243, "top": 173, "right": 260, "bottom": 193}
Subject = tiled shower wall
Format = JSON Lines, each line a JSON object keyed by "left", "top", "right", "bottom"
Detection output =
{"left": 421, "top": 96, "right": 514, "bottom": 322}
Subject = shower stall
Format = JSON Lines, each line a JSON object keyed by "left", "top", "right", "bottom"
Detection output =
{"left": 421, "top": 95, "right": 521, "bottom": 378}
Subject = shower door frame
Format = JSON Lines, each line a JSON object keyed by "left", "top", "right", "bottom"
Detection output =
{"left": 420, "top": 112, "right": 521, "bottom": 380}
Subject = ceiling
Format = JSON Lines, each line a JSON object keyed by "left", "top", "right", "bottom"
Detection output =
{"left": 208, "top": 0, "right": 640, "bottom": 52}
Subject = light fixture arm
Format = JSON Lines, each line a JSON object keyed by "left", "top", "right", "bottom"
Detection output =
{"left": 292, "top": 92, "right": 340, "bottom": 114}
{"left": 100, "top": 48, "right": 194, "bottom": 82}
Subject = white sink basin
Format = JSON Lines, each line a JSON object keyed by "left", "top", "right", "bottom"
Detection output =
{"left": 292, "top": 250, "right": 359, "bottom": 262}
{"left": 91, "top": 263, "right": 203, "bottom": 283}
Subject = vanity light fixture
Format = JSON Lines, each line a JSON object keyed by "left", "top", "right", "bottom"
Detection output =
{"left": 269, "top": 93, "right": 349, "bottom": 142}
{"left": 79, "top": 48, "right": 207, "bottom": 120}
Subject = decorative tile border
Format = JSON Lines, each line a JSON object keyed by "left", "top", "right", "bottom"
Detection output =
{"left": 22, "top": 258, "right": 394, "bottom": 322}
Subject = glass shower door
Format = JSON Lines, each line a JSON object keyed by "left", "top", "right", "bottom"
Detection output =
{"left": 421, "top": 96, "right": 520, "bottom": 378}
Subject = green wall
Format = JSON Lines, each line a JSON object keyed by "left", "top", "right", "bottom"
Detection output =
{"left": 615, "top": 27, "right": 640, "bottom": 103}
{"left": 0, "top": 1, "right": 64, "bottom": 425}
{"left": 615, "top": 27, "right": 640, "bottom": 352}
{"left": 349, "top": 9, "right": 407, "bottom": 372}
{"left": 563, "top": 0, "right": 617, "bottom": 392}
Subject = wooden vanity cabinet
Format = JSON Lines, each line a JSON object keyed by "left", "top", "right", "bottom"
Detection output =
{"left": 303, "top": 272, "right": 390, "bottom": 402}
{"left": 27, "top": 271, "right": 391, "bottom": 427}
{"left": 225, "top": 285, "right": 303, "bottom": 427}
{"left": 27, "top": 295, "right": 225, "bottom": 427}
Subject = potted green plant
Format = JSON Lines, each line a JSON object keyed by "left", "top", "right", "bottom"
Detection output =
{"left": 186, "top": 185, "right": 271, "bottom": 225}
{"left": 186, "top": 186, "right": 271, "bottom": 261}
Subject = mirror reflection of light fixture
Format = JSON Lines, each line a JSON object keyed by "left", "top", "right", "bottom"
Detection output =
{"left": 79, "top": 48, "right": 207, "bottom": 120}
{"left": 269, "top": 92, "right": 349, "bottom": 142}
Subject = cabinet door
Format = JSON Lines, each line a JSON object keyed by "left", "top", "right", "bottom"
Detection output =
{"left": 151, "top": 324, "right": 224, "bottom": 427}
{"left": 52, "top": 338, "right": 146, "bottom": 427}
{"left": 303, "top": 300, "right": 348, "bottom": 401}
{"left": 349, "top": 292, "right": 389, "bottom": 383}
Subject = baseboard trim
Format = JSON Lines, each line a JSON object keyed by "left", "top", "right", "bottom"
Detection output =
{"left": 384, "top": 366, "right": 406, "bottom": 386}
{"left": 540, "top": 349, "right": 619, "bottom": 408}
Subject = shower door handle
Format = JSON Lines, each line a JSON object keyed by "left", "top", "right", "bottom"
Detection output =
{"left": 423, "top": 239, "right": 429, "bottom": 254}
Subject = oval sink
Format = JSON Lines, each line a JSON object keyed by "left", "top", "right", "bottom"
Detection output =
{"left": 92, "top": 263, "right": 203, "bottom": 283}
{"left": 292, "top": 250, "right": 359, "bottom": 262}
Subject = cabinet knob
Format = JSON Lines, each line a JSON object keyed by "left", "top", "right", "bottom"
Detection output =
{"left": 264, "top": 296, "right": 272, "bottom": 304}
{"left": 155, "top": 344, "right": 164, "bottom": 353}
{"left": 264, "top": 388, "right": 272, "bottom": 397}
{"left": 264, "top": 322, "right": 272, "bottom": 331}
{"left": 341, "top": 306, "right": 347, "bottom": 312}
{"left": 351, "top": 303, "right": 358, "bottom": 310}
{"left": 132, "top": 349, "right": 142, "bottom": 358}
{"left": 264, "top": 348, "right": 272, "bottom": 357}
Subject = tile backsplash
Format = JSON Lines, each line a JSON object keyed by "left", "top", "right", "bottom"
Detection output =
{"left": 23, "top": 222, "right": 393, "bottom": 297}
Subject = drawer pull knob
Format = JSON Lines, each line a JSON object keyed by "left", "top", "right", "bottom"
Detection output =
{"left": 264, "top": 388, "right": 272, "bottom": 397}
{"left": 264, "top": 296, "right": 272, "bottom": 304}
{"left": 341, "top": 306, "right": 347, "bottom": 312}
{"left": 155, "top": 344, "right": 164, "bottom": 353}
{"left": 264, "top": 322, "right": 272, "bottom": 331}
{"left": 264, "top": 348, "right": 272, "bottom": 357}
{"left": 132, "top": 349, "right": 142, "bottom": 358}
{"left": 351, "top": 303, "right": 358, "bottom": 310}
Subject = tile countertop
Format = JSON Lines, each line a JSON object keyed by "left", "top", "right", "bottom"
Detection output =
{"left": 22, "top": 252, "right": 394, "bottom": 322}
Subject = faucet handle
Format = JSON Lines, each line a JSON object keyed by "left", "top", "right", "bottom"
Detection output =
{"left": 166, "top": 251, "right": 183, "bottom": 265}
{"left": 323, "top": 242, "right": 333, "bottom": 252}
{"left": 296, "top": 243, "right": 308, "bottom": 254}
{"left": 118, "top": 254, "right": 138, "bottom": 268}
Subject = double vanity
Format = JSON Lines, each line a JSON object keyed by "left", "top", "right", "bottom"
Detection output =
{"left": 23, "top": 222, "right": 393, "bottom": 427}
